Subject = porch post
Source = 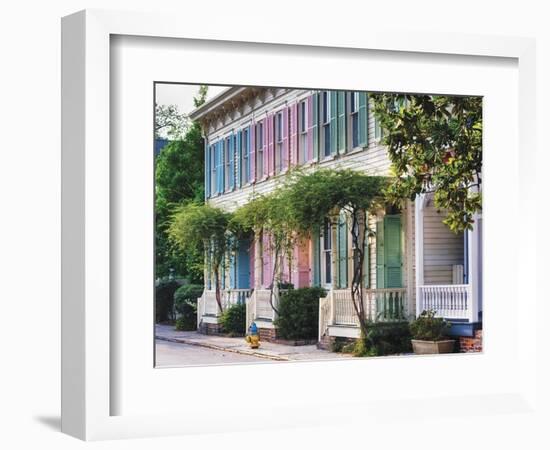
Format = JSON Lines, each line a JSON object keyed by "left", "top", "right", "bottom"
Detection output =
{"left": 414, "top": 194, "right": 425, "bottom": 317}
{"left": 467, "top": 214, "right": 480, "bottom": 323}
{"left": 329, "top": 208, "right": 339, "bottom": 289}
{"left": 253, "top": 228, "right": 262, "bottom": 290}
{"left": 404, "top": 200, "right": 414, "bottom": 318}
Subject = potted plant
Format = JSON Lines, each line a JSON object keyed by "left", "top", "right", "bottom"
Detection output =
{"left": 410, "top": 310, "right": 454, "bottom": 354}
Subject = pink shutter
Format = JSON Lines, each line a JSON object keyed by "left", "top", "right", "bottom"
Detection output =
{"left": 262, "top": 117, "right": 268, "bottom": 178}
{"left": 250, "top": 121, "right": 256, "bottom": 183}
{"left": 291, "top": 238, "right": 310, "bottom": 288}
{"left": 290, "top": 102, "right": 298, "bottom": 166}
{"left": 267, "top": 114, "right": 275, "bottom": 176}
{"left": 307, "top": 96, "right": 314, "bottom": 161}
{"left": 282, "top": 107, "right": 289, "bottom": 170}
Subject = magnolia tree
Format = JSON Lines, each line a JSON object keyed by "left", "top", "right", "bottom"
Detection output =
{"left": 371, "top": 94, "right": 482, "bottom": 233}
{"left": 169, "top": 203, "right": 236, "bottom": 313}
{"left": 232, "top": 191, "right": 298, "bottom": 313}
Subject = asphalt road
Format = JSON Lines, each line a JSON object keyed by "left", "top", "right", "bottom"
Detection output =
{"left": 155, "top": 339, "right": 268, "bottom": 367}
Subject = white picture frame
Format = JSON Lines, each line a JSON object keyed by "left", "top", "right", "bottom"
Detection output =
{"left": 61, "top": 8, "right": 539, "bottom": 441}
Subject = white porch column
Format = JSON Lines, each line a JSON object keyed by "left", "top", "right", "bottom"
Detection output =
{"left": 467, "top": 214, "right": 481, "bottom": 323}
{"left": 414, "top": 194, "right": 425, "bottom": 317}
{"left": 404, "top": 200, "right": 415, "bottom": 317}
{"left": 253, "top": 228, "right": 262, "bottom": 290}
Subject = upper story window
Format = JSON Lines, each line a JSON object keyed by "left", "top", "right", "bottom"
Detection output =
{"left": 299, "top": 100, "right": 308, "bottom": 164}
{"left": 241, "top": 128, "right": 249, "bottom": 185}
{"left": 350, "top": 91, "right": 360, "bottom": 149}
{"left": 256, "top": 122, "right": 264, "bottom": 179}
{"left": 275, "top": 111, "right": 284, "bottom": 173}
{"left": 321, "top": 91, "right": 331, "bottom": 158}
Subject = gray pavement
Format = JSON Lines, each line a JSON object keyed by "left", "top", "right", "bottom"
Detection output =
{"left": 155, "top": 324, "right": 351, "bottom": 367}
{"left": 155, "top": 339, "right": 263, "bottom": 367}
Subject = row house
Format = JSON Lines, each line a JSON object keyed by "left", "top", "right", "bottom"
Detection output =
{"left": 189, "top": 86, "right": 482, "bottom": 345}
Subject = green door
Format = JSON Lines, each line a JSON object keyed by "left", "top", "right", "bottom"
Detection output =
{"left": 376, "top": 215, "right": 402, "bottom": 288}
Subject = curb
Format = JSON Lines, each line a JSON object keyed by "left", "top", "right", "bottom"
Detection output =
{"left": 155, "top": 335, "right": 289, "bottom": 362}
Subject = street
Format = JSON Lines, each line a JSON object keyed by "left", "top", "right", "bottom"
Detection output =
{"left": 155, "top": 338, "right": 269, "bottom": 367}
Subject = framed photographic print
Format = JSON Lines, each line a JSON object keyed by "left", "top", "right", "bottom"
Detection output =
{"left": 61, "top": 8, "right": 538, "bottom": 441}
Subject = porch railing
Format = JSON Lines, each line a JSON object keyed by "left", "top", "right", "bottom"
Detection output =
{"left": 319, "top": 288, "right": 407, "bottom": 337}
{"left": 197, "top": 289, "right": 252, "bottom": 319}
{"left": 245, "top": 289, "right": 282, "bottom": 330}
{"left": 418, "top": 284, "right": 471, "bottom": 320}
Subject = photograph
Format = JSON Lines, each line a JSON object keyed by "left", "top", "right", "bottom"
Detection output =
{"left": 153, "top": 84, "right": 483, "bottom": 367}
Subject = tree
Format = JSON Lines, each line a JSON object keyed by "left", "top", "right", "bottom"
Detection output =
{"left": 155, "top": 104, "right": 187, "bottom": 140}
{"left": 169, "top": 203, "right": 236, "bottom": 313}
{"left": 155, "top": 86, "right": 209, "bottom": 281}
{"left": 232, "top": 191, "right": 298, "bottom": 313}
{"left": 371, "top": 94, "right": 482, "bottom": 233}
{"left": 283, "top": 169, "right": 387, "bottom": 336}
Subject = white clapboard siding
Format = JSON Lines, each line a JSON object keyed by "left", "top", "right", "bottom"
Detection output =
{"left": 423, "top": 196, "right": 464, "bottom": 285}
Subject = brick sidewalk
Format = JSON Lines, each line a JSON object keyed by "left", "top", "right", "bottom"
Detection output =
{"left": 155, "top": 324, "right": 351, "bottom": 361}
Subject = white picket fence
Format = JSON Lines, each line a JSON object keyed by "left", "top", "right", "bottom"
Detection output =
{"left": 197, "top": 289, "right": 252, "bottom": 327}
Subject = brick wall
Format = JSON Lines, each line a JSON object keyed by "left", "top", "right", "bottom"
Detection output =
{"left": 198, "top": 321, "right": 223, "bottom": 335}
{"left": 458, "top": 329, "right": 483, "bottom": 353}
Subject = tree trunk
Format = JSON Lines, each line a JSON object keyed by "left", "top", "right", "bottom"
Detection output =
{"left": 214, "top": 267, "right": 223, "bottom": 314}
{"left": 350, "top": 209, "right": 368, "bottom": 335}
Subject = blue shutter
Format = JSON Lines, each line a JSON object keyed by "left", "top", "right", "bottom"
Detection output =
{"left": 228, "top": 135, "right": 235, "bottom": 190}
{"left": 229, "top": 244, "right": 235, "bottom": 289}
{"left": 236, "top": 130, "right": 242, "bottom": 188}
{"left": 358, "top": 92, "right": 368, "bottom": 147}
{"left": 236, "top": 238, "right": 251, "bottom": 289}
{"left": 216, "top": 141, "right": 223, "bottom": 195}
{"left": 205, "top": 141, "right": 210, "bottom": 199}
{"left": 220, "top": 140, "right": 225, "bottom": 193}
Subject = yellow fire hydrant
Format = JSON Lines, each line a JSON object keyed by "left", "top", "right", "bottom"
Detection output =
{"left": 245, "top": 322, "right": 260, "bottom": 349}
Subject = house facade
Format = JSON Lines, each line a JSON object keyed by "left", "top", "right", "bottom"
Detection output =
{"left": 189, "top": 87, "right": 482, "bottom": 351}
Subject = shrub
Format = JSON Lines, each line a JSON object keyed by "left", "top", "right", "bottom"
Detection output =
{"left": 155, "top": 279, "right": 180, "bottom": 323}
{"left": 410, "top": 310, "right": 451, "bottom": 341}
{"left": 173, "top": 284, "right": 203, "bottom": 331}
{"left": 274, "top": 287, "right": 326, "bottom": 340}
{"left": 219, "top": 303, "right": 246, "bottom": 336}
{"left": 352, "top": 322, "right": 412, "bottom": 357}
{"left": 174, "top": 284, "right": 204, "bottom": 305}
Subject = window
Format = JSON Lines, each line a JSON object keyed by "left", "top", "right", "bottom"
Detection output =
{"left": 224, "top": 137, "right": 231, "bottom": 191}
{"left": 350, "top": 91, "right": 360, "bottom": 148}
{"left": 241, "top": 128, "right": 249, "bottom": 185}
{"left": 321, "top": 91, "right": 331, "bottom": 158}
{"left": 322, "top": 218, "right": 332, "bottom": 285}
{"left": 299, "top": 100, "right": 308, "bottom": 164}
{"left": 255, "top": 122, "right": 263, "bottom": 179}
{"left": 275, "top": 112, "right": 283, "bottom": 173}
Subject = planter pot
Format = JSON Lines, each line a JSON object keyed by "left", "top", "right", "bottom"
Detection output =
{"left": 411, "top": 339, "right": 455, "bottom": 355}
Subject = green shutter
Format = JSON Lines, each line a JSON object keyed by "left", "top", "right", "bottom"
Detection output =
{"left": 376, "top": 219, "right": 385, "bottom": 288}
{"left": 337, "top": 213, "right": 348, "bottom": 288}
{"left": 384, "top": 215, "right": 403, "bottom": 288}
{"left": 337, "top": 91, "right": 346, "bottom": 154}
{"left": 358, "top": 92, "right": 368, "bottom": 147}
{"left": 330, "top": 91, "right": 338, "bottom": 155}
{"left": 312, "top": 93, "right": 319, "bottom": 160}
{"left": 312, "top": 227, "right": 321, "bottom": 287}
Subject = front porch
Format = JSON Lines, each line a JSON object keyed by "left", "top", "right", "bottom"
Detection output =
{"left": 415, "top": 193, "right": 483, "bottom": 338}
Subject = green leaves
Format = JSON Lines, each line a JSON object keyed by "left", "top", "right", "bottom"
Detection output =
{"left": 372, "top": 93, "right": 482, "bottom": 233}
